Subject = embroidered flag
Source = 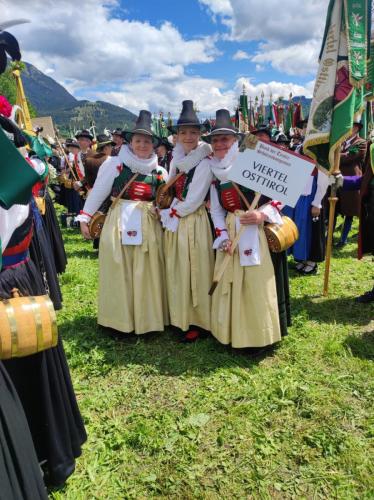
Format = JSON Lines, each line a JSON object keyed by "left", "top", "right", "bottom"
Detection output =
{"left": 304, "top": 0, "right": 371, "bottom": 171}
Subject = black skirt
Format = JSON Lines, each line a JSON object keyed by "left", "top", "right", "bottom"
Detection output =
{"left": 271, "top": 251, "right": 291, "bottom": 337}
{"left": 29, "top": 201, "right": 63, "bottom": 310}
{"left": 0, "top": 361, "right": 48, "bottom": 500}
{"left": 42, "top": 193, "right": 68, "bottom": 274}
{"left": 309, "top": 205, "right": 326, "bottom": 263}
{"left": 0, "top": 260, "right": 87, "bottom": 488}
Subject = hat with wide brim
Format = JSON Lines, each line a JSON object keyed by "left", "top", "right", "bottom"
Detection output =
{"left": 202, "top": 109, "right": 240, "bottom": 143}
{"left": 65, "top": 138, "right": 80, "bottom": 149}
{"left": 168, "top": 100, "right": 204, "bottom": 134}
{"left": 158, "top": 137, "right": 174, "bottom": 151}
{"left": 251, "top": 126, "right": 272, "bottom": 140}
{"left": 75, "top": 129, "right": 94, "bottom": 141}
{"left": 96, "top": 133, "right": 115, "bottom": 150}
{"left": 111, "top": 128, "right": 123, "bottom": 137}
{"left": 123, "top": 110, "right": 161, "bottom": 147}
{"left": 273, "top": 132, "right": 290, "bottom": 145}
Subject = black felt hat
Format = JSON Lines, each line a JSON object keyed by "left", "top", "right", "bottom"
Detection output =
{"left": 202, "top": 109, "right": 239, "bottom": 143}
{"left": 169, "top": 100, "right": 203, "bottom": 133}
{"left": 111, "top": 128, "right": 123, "bottom": 137}
{"left": 96, "top": 133, "right": 115, "bottom": 150}
{"left": 252, "top": 125, "right": 272, "bottom": 140}
{"left": 157, "top": 137, "right": 174, "bottom": 151}
{"left": 273, "top": 132, "right": 290, "bottom": 145}
{"left": 353, "top": 121, "right": 363, "bottom": 130}
{"left": 75, "top": 129, "right": 93, "bottom": 141}
{"left": 65, "top": 138, "right": 80, "bottom": 149}
{"left": 123, "top": 110, "right": 161, "bottom": 146}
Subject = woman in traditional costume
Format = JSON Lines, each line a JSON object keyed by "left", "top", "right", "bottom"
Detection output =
{"left": 205, "top": 110, "right": 282, "bottom": 349}
{"left": 251, "top": 126, "right": 291, "bottom": 335}
{"left": 78, "top": 110, "right": 169, "bottom": 334}
{"left": 159, "top": 100, "right": 214, "bottom": 342}
{"left": 0, "top": 118, "right": 87, "bottom": 489}
{"left": 0, "top": 206, "right": 48, "bottom": 500}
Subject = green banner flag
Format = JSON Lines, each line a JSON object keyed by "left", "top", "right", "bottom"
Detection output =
{"left": 304, "top": 0, "right": 370, "bottom": 171}
{"left": 0, "top": 126, "right": 39, "bottom": 208}
{"left": 345, "top": 0, "right": 368, "bottom": 87}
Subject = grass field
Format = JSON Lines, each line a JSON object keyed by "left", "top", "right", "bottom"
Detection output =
{"left": 52, "top": 218, "right": 373, "bottom": 499}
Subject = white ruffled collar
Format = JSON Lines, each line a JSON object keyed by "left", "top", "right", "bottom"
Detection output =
{"left": 171, "top": 141, "right": 212, "bottom": 174}
{"left": 209, "top": 142, "right": 239, "bottom": 183}
{"left": 118, "top": 144, "right": 158, "bottom": 175}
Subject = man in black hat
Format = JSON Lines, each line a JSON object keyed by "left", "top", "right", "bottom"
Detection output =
{"left": 251, "top": 125, "right": 272, "bottom": 143}
{"left": 111, "top": 128, "right": 125, "bottom": 156}
{"left": 72, "top": 130, "right": 93, "bottom": 192}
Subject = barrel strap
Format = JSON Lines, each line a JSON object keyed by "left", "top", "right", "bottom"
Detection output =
{"left": 45, "top": 297, "right": 58, "bottom": 347}
{"left": 28, "top": 297, "right": 43, "bottom": 351}
{"left": 3, "top": 299, "right": 18, "bottom": 357}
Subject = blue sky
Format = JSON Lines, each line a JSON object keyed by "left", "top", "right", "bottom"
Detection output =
{"left": 3, "top": 0, "right": 327, "bottom": 116}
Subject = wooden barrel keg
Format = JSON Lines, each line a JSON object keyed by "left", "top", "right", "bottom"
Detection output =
{"left": 88, "top": 211, "right": 107, "bottom": 239}
{"left": 0, "top": 289, "right": 58, "bottom": 360}
{"left": 264, "top": 216, "right": 299, "bottom": 253}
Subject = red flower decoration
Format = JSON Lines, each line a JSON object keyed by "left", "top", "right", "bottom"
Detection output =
{"left": 0, "top": 95, "right": 12, "bottom": 118}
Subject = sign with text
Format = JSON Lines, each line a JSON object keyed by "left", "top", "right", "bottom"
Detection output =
{"left": 228, "top": 140, "right": 315, "bottom": 207}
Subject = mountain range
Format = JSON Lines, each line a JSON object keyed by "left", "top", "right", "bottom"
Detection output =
{"left": 21, "top": 62, "right": 137, "bottom": 135}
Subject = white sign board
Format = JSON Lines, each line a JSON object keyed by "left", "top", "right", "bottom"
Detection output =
{"left": 228, "top": 140, "right": 315, "bottom": 207}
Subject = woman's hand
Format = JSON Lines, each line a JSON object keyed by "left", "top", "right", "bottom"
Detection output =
{"left": 219, "top": 239, "right": 232, "bottom": 254}
{"left": 311, "top": 206, "right": 321, "bottom": 218}
{"left": 80, "top": 221, "right": 92, "bottom": 240}
{"left": 239, "top": 210, "right": 266, "bottom": 226}
{"left": 73, "top": 181, "right": 82, "bottom": 191}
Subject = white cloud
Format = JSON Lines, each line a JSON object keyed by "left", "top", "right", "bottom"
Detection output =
{"left": 200, "top": 0, "right": 327, "bottom": 44}
{"left": 252, "top": 40, "right": 320, "bottom": 76}
{"left": 233, "top": 50, "right": 250, "bottom": 60}
{"left": 1, "top": 0, "right": 315, "bottom": 118}
{"left": 234, "top": 77, "right": 314, "bottom": 102}
{"left": 199, "top": 0, "right": 327, "bottom": 75}
{"left": 93, "top": 75, "right": 313, "bottom": 118}
{"left": 2, "top": 0, "right": 218, "bottom": 87}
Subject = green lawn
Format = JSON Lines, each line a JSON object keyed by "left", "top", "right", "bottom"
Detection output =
{"left": 52, "top": 217, "right": 373, "bottom": 499}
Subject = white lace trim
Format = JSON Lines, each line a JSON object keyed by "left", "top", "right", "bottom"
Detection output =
{"left": 209, "top": 142, "right": 239, "bottom": 182}
{"left": 118, "top": 144, "right": 158, "bottom": 175}
{"left": 170, "top": 141, "right": 212, "bottom": 174}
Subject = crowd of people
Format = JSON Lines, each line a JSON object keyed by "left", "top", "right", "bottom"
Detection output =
{"left": 0, "top": 93, "right": 373, "bottom": 496}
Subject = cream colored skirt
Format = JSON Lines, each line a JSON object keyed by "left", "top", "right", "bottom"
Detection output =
{"left": 98, "top": 200, "right": 169, "bottom": 334}
{"left": 211, "top": 212, "right": 281, "bottom": 348}
{"left": 163, "top": 205, "right": 214, "bottom": 331}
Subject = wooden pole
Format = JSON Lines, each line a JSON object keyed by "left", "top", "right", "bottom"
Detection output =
{"left": 323, "top": 148, "right": 341, "bottom": 296}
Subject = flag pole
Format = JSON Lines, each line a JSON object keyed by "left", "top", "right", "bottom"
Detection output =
{"left": 323, "top": 147, "right": 341, "bottom": 296}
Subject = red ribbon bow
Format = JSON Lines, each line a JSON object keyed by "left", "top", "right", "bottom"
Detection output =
{"left": 215, "top": 228, "right": 227, "bottom": 237}
{"left": 244, "top": 249, "right": 253, "bottom": 256}
{"left": 127, "top": 230, "right": 137, "bottom": 237}
{"left": 271, "top": 201, "right": 282, "bottom": 211}
{"left": 170, "top": 208, "right": 180, "bottom": 218}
